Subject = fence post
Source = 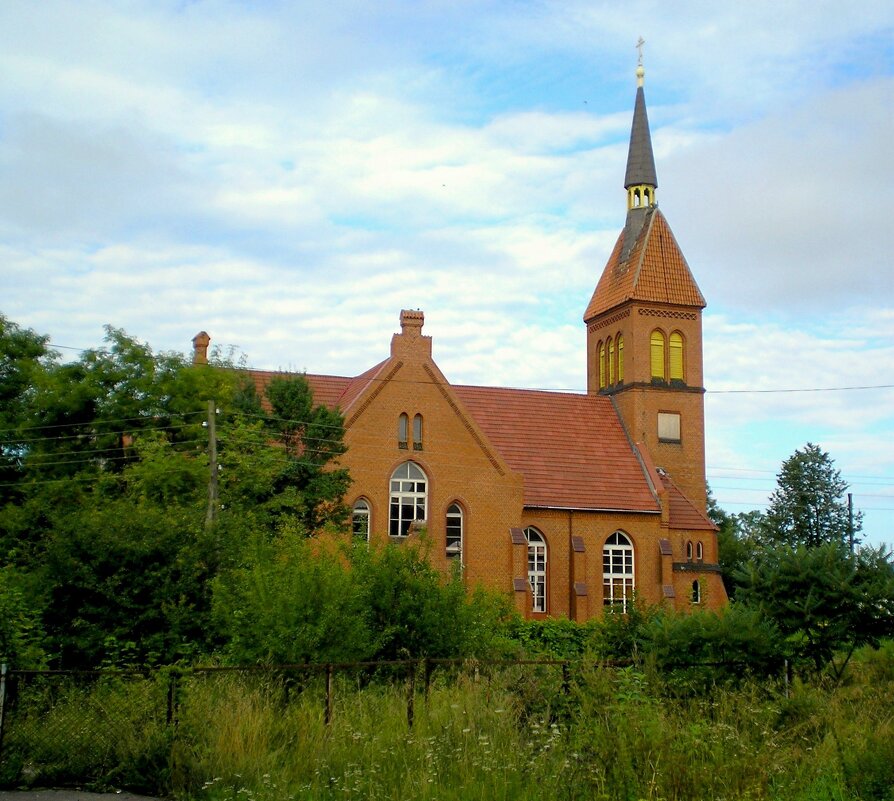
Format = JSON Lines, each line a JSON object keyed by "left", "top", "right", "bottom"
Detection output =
{"left": 406, "top": 662, "right": 416, "bottom": 729}
{"left": 562, "top": 662, "right": 570, "bottom": 696}
{"left": 166, "top": 670, "right": 179, "bottom": 727}
{"left": 324, "top": 665, "right": 333, "bottom": 726}
{"left": 423, "top": 657, "right": 432, "bottom": 701}
{"left": 0, "top": 663, "right": 7, "bottom": 763}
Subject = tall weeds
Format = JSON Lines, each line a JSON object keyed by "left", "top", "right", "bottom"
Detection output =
{"left": 4, "top": 649, "right": 894, "bottom": 800}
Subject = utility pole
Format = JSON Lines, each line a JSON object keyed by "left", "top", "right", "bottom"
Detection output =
{"left": 205, "top": 400, "right": 218, "bottom": 530}
{"left": 848, "top": 492, "right": 854, "bottom": 553}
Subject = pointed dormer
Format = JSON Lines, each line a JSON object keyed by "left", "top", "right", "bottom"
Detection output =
{"left": 583, "top": 59, "right": 709, "bottom": 513}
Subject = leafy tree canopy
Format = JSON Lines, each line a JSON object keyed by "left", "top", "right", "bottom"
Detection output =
{"left": 762, "top": 442, "right": 861, "bottom": 549}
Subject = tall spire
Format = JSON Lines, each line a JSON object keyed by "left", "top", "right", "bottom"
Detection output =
{"left": 624, "top": 49, "right": 657, "bottom": 209}
{"left": 619, "top": 47, "right": 658, "bottom": 261}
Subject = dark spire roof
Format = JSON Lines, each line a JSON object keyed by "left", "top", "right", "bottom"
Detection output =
{"left": 624, "top": 83, "right": 657, "bottom": 190}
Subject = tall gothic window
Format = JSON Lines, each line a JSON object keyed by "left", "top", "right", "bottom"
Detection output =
{"left": 669, "top": 332, "right": 684, "bottom": 382}
{"left": 389, "top": 462, "right": 427, "bottom": 537}
{"left": 608, "top": 336, "right": 615, "bottom": 385}
{"left": 446, "top": 503, "right": 463, "bottom": 560}
{"left": 524, "top": 527, "right": 547, "bottom": 613}
{"left": 598, "top": 341, "right": 606, "bottom": 389}
{"left": 413, "top": 414, "right": 423, "bottom": 450}
{"left": 352, "top": 499, "right": 370, "bottom": 541}
{"left": 650, "top": 330, "right": 666, "bottom": 381}
{"left": 617, "top": 334, "right": 624, "bottom": 383}
{"left": 398, "top": 413, "right": 409, "bottom": 448}
{"left": 603, "top": 531, "right": 634, "bottom": 611}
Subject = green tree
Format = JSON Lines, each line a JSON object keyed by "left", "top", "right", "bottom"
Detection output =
{"left": 736, "top": 543, "right": 894, "bottom": 678}
{"left": 762, "top": 443, "right": 860, "bottom": 549}
{"left": 0, "top": 319, "right": 352, "bottom": 667}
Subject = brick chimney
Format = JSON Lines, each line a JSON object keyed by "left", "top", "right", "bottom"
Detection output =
{"left": 192, "top": 331, "right": 210, "bottom": 365}
{"left": 391, "top": 310, "right": 431, "bottom": 358}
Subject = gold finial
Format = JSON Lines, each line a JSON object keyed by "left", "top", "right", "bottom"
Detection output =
{"left": 635, "top": 37, "right": 645, "bottom": 87}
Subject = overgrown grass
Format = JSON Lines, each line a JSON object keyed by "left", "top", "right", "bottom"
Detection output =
{"left": 4, "top": 650, "right": 894, "bottom": 800}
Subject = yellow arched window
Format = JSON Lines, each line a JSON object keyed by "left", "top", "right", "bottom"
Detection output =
{"left": 650, "top": 330, "right": 666, "bottom": 381}
{"left": 669, "top": 332, "right": 684, "bottom": 382}
{"left": 598, "top": 341, "right": 606, "bottom": 389}
{"left": 608, "top": 337, "right": 615, "bottom": 385}
{"left": 617, "top": 334, "right": 624, "bottom": 383}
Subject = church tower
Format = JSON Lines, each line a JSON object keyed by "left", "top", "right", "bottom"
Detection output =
{"left": 584, "top": 62, "right": 708, "bottom": 511}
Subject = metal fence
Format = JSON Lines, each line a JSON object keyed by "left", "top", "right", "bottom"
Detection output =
{"left": 0, "top": 657, "right": 576, "bottom": 793}
{"left": 0, "top": 655, "right": 775, "bottom": 795}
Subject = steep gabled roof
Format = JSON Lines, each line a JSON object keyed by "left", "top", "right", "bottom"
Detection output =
{"left": 453, "top": 385, "right": 660, "bottom": 512}
{"left": 583, "top": 207, "right": 706, "bottom": 321}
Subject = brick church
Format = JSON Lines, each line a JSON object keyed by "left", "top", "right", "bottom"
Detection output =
{"left": 195, "top": 64, "right": 727, "bottom": 619}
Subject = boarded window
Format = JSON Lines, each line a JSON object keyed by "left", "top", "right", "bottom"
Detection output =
{"left": 598, "top": 341, "right": 606, "bottom": 389}
{"left": 658, "top": 412, "right": 681, "bottom": 442}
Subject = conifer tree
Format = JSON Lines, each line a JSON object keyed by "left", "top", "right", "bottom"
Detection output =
{"left": 762, "top": 443, "right": 860, "bottom": 549}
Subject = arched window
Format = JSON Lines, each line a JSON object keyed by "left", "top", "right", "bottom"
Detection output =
{"left": 696, "top": 541, "right": 704, "bottom": 563}
{"left": 413, "top": 414, "right": 423, "bottom": 450}
{"left": 603, "top": 531, "right": 634, "bottom": 611}
{"left": 389, "top": 462, "right": 427, "bottom": 537}
{"left": 524, "top": 527, "right": 547, "bottom": 613}
{"left": 686, "top": 540, "right": 693, "bottom": 562}
{"left": 617, "top": 334, "right": 624, "bottom": 383}
{"left": 608, "top": 337, "right": 615, "bottom": 385}
{"left": 598, "top": 341, "right": 606, "bottom": 389}
{"left": 669, "top": 332, "right": 684, "bottom": 382}
{"left": 352, "top": 499, "right": 370, "bottom": 541}
{"left": 446, "top": 503, "right": 463, "bottom": 561}
{"left": 650, "top": 331, "right": 666, "bottom": 381}
{"left": 398, "top": 413, "right": 409, "bottom": 448}
{"left": 691, "top": 580, "right": 701, "bottom": 604}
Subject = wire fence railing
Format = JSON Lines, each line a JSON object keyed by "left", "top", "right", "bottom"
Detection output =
{"left": 0, "top": 655, "right": 783, "bottom": 794}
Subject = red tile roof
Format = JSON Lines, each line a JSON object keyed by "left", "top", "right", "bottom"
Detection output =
{"left": 250, "top": 361, "right": 389, "bottom": 412}
{"left": 454, "top": 385, "right": 660, "bottom": 512}
{"left": 657, "top": 471, "right": 717, "bottom": 531}
{"left": 584, "top": 208, "right": 706, "bottom": 321}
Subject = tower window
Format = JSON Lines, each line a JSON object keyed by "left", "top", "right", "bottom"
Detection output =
{"left": 413, "top": 414, "right": 423, "bottom": 450}
{"left": 696, "top": 541, "right": 704, "bottom": 562}
{"left": 608, "top": 337, "right": 615, "bottom": 385}
{"left": 598, "top": 341, "right": 606, "bottom": 389}
{"left": 389, "top": 462, "right": 427, "bottom": 537}
{"left": 669, "top": 332, "right": 684, "bottom": 382}
{"left": 650, "top": 330, "right": 666, "bottom": 381}
{"left": 398, "top": 413, "right": 409, "bottom": 449}
{"left": 658, "top": 412, "right": 681, "bottom": 443}
{"left": 686, "top": 540, "right": 693, "bottom": 561}
{"left": 691, "top": 580, "right": 701, "bottom": 604}
{"left": 617, "top": 334, "right": 624, "bottom": 383}
{"left": 524, "top": 527, "right": 547, "bottom": 613}
{"left": 352, "top": 499, "right": 371, "bottom": 541}
{"left": 603, "top": 531, "right": 634, "bottom": 612}
{"left": 446, "top": 503, "right": 463, "bottom": 561}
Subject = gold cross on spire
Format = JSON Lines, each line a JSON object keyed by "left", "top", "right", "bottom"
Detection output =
{"left": 636, "top": 36, "right": 645, "bottom": 67}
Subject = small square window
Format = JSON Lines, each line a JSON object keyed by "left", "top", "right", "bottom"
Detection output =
{"left": 658, "top": 412, "right": 681, "bottom": 443}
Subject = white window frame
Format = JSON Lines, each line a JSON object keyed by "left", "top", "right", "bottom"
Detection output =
{"left": 446, "top": 503, "right": 463, "bottom": 561}
{"left": 352, "top": 498, "right": 370, "bottom": 542}
{"left": 389, "top": 462, "right": 427, "bottom": 537}
{"left": 524, "top": 527, "right": 547, "bottom": 613}
{"left": 603, "top": 531, "right": 635, "bottom": 612}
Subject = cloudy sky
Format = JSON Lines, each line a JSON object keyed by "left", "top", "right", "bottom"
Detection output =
{"left": 2, "top": 1, "right": 893, "bottom": 545}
